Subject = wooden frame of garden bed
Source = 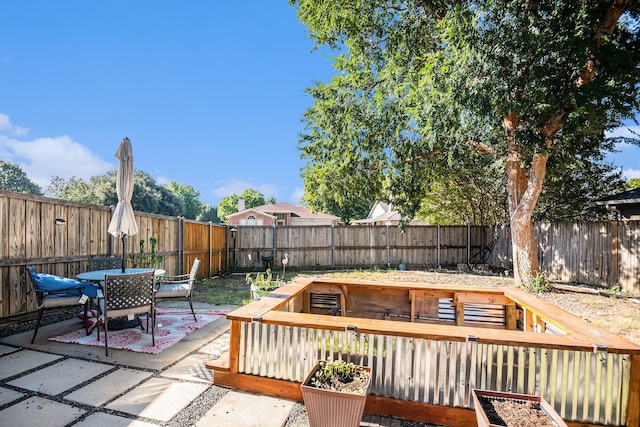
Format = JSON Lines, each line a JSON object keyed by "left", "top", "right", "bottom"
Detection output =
{"left": 207, "top": 277, "right": 640, "bottom": 427}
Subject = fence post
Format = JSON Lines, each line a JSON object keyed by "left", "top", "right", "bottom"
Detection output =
{"left": 611, "top": 221, "right": 619, "bottom": 287}
{"left": 179, "top": 216, "right": 185, "bottom": 274}
{"left": 209, "top": 221, "right": 213, "bottom": 278}
{"left": 467, "top": 224, "right": 471, "bottom": 263}
{"left": 331, "top": 224, "right": 335, "bottom": 269}
{"left": 437, "top": 225, "right": 441, "bottom": 268}
{"left": 226, "top": 225, "right": 231, "bottom": 272}
{"left": 386, "top": 224, "right": 390, "bottom": 267}
{"left": 272, "top": 225, "right": 276, "bottom": 262}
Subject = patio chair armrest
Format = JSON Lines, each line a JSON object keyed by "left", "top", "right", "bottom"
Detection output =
{"left": 157, "top": 274, "right": 190, "bottom": 283}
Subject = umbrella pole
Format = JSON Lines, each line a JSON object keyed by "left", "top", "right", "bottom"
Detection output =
{"left": 121, "top": 236, "right": 126, "bottom": 273}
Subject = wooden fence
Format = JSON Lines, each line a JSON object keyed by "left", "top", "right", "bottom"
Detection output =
{"left": 2, "top": 189, "right": 639, "bottom": 318}
{"left": 0, "top": 191, "right": 227, "bottom": 318}
{"left": 487, "top": 221, "right": 640, "bottom": 291}
{"left": 231, "top": 225, "right": 491, "bottom": 272}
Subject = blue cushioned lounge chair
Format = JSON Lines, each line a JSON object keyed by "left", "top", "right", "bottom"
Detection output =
{"left": 27, "top": 266, "right": 99, "bottom": 343}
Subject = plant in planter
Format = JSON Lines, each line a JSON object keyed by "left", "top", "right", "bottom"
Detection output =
{"left": 245, "top": 268, "right": 283, "bottom": 300}
{"left": 301, "top": 359, "right": 372, "bottom": 427}
{"left": 472, "top": 389, "right": 567, "bottom": 427}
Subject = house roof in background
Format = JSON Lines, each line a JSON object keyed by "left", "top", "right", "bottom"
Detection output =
{"left": 226, "top": 208, "right": 276, "bottom": 220}
{"left": 227, "top": 202, "right": 339, "bottom": 220}
{"left": 592, "top": 187, "right": 640, "bottom": 206}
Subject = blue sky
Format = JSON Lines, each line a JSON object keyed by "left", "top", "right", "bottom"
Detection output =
{"left": 1, "top": 2, "right": 639, "bottom": 209}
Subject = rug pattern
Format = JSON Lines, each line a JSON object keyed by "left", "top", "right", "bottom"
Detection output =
{"left": 49, "top": 308, "right": 228, "bottom": 354}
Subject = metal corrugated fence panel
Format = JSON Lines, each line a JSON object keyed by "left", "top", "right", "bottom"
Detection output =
{"left": 238, "top": 323, "right": 631, "bottom": 426}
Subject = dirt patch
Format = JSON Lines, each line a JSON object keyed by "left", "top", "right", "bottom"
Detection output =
{"left": 193, "top": 268, "right": 640, "bottom": 345}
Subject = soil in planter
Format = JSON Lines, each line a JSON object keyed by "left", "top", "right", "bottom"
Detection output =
{"left": 321, "top": 375, "right": 364, "bottom": 394}
{"left": 478, "top": 396, "right": 559, "bottom": 427}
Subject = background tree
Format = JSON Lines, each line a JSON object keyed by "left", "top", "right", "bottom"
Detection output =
{"left": 417, "top": 155, "right": 508, "bottom": 225}
{"left": 199, "top": 204, "right": 221, "bottom": 222}
{"left": 46, "top": 176, "right": 97, "bottom": 203}
{"left": 299, "top": 78, "right": 386, "bottom": 223}
{"left": 626, "top": 178, "right": 640, "bottom": 189}
{"left": 165, "top": 181, "right": 205, "bottom": 220}
{"left": 50, "top": 170, "right": 183, "bottom": 216}
{"left": 534, "top": 150, "right": 626, "bottom": 221}
{"left": 292, "top": 0, "right": 640, "bottom": 286}
{"left": 0, "top": 161, "right": 41, "bottom": 195}
{"left": 217, "top": 188, "right": 275, "bottom": 221}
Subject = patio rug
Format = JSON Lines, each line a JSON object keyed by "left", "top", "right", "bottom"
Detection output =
{"left": 48, "top": 308, "right": 229, "bottom": 354}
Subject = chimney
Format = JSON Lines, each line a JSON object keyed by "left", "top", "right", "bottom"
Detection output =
{"left": 238, "top": 198, "right": 245, "bottom": 211}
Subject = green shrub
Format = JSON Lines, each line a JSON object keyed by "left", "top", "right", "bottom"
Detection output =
{"left": 524, "top": 272, "right": 553, "bottom": 294}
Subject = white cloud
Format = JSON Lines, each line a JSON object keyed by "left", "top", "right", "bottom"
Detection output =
{"left": 0, "top": 134, "right": 113, "bottom": 187}
{"left": 155, "top": 174, "right": 171, "bottom": 185}
{"left": 606, "top": 125, "right": 640, "bottom": 140}
{"left": 0, "top": 113, "right": 29, "bottom": 136}
{"left": 211, "top": 179, "right": 282, "bottom": 201}
{"left": 291, "top": 187, "right": 305, "bottom": 204}
{"left": 624, "top": 168, "right": 640, "bottom": 179}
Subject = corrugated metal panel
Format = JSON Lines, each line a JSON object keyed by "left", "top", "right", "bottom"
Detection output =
{"left": 238, "top": 323, "right": 631, "bottom": 426}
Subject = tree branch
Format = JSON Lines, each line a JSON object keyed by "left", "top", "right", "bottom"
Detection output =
{"left": 385, "top": 3, "right": 407, "bottom": 12}
{"left": 540, "top": 112, "right": 566, "bottom": 137}
{"left": 403, "top": 147, "right": 444, "bottom": 163}
{"left": 368, "top": 79, "right": 386, "bottom": 94}
{"left": 469, "top": 140, "right": 504, "bottom": 157}
{"left": 595, "top": 0, "right": 629, "bottom": 47}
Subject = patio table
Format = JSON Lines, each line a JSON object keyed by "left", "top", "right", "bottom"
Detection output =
{"left": 76, "top": 268, "right": 165, "bottom": 330}
{"left": 76, "top": 268, "right": 165, "bottom": 283}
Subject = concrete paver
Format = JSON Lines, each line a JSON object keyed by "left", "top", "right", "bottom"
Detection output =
{"left": 71, "top": 412, "right": 158, "bottom": 427}
{"left": 106, "top": 377, "right": 209, "bottom": 422}
{"left": 65, "top": 367, "right": 153, "bottom": 406}
{"left": 195, "top": 390, "right": 296, "bottom": 427}
{"left": 198, "top": 331, "right": 230, "bottom": 358}
{"left": 0, "top": 386, "right": 24, "bottom": 406}
{"left": 0, "top": 306, "right": 315, "bottom": 426}
{"left": 0, "top": 349, "right": 62, "bottom": 380}
{"left": 161, "top": 353, "right": 213, "bottom": 383}
{"left": 0, "top": 344, "right": 19, "bottom": 357}
{"left": 2, "top": 396, "right": 85, "bottom": 427}
{"left": 7, "top": 358, "right": 112, "bottom": 395}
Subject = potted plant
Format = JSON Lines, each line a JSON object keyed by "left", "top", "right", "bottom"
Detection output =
{"left": 472, "top": 389, "right": 567, "bottom": 427}
{"left": 301, "top": 359, "right": 372, "bottom": 427}
{"left": 245, "top": 268, "right": 283, "bottom": 300}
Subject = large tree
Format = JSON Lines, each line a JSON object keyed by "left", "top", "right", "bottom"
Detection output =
{"left": 0, "top": 161, "right": 41, "bottom": 195}
{"left": 48, "top": 171, "right": 184, "bottom": 216}
{"left": 293, "top": 0, "right": 640, "bottom": 286}
{"left": 165, "top": 181, "right": 205, "bottom": 220}
{"left": 46, "top": 176, "right": 97, "bottom": 203}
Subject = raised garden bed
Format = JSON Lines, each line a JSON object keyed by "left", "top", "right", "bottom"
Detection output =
{"left": 208, "top": 277, "right": 640, "bottom": 427}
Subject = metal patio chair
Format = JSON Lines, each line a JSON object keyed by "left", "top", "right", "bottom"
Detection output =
{"left": 96, "top": 271, "right": 155, "bottom": 356}
{"left": 154, "top": 258, "right": 201, "bottom": 322}
{"left": 88, "top": 256, "right": 123, "bottom": 271}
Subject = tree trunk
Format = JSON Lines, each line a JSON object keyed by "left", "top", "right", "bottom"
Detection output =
{"left": 504, "top": 111, "right": 549, "bottom": 287}
{"left": 500, "top": 1, "right": 625, "bottom": 286}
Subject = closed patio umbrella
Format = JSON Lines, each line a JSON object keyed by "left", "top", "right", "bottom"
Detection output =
{"left": 107, "top": 137, "right": 139, "bottom": 272}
